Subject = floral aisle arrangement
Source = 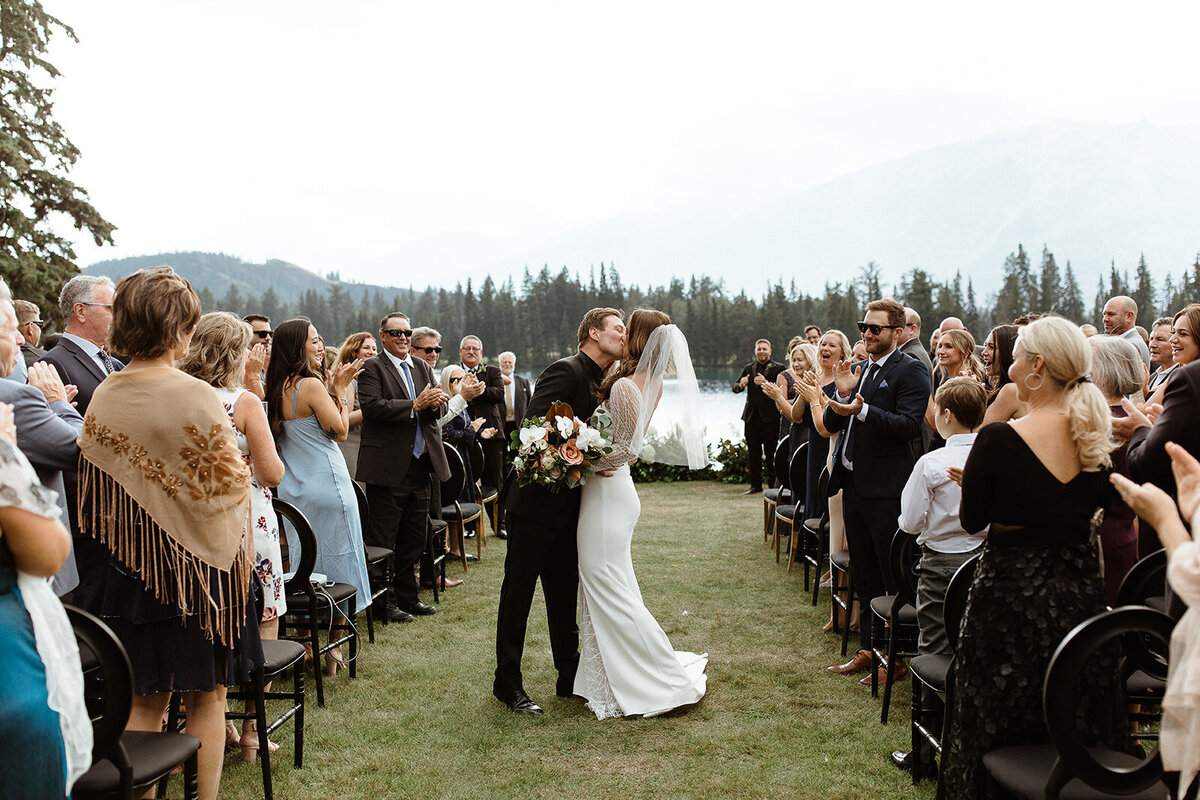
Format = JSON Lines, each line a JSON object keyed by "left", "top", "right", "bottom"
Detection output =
{"left": 510, "top": 401, "right": 612, "bottom": 493}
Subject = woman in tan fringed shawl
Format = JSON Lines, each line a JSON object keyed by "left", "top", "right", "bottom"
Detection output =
{"left": 78, "top": 267, "right": 261, "bottom": 800}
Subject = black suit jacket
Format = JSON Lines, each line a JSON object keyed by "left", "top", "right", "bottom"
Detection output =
{"left": 733, "top": 359, "right": 784, "bottom": 424}
{"left": 824, "top": 350, "right": 930, "bottom": 499}
{"left": 503, "top": 351, "right": 605, "bottom": 525}
{"left": 21, "top": 342, "right": 45, "bottom": 369}
{"left": 465, "top": 363, "right": 505, "bottom": 434}
{"left": 508, "top": 374, "right": 532, "bottom": 427}
{"left": 356, "top": 353, "right": 450, "bottom": 486}
{"left": 1128, "top": 360, "right": 1200, "bottom": 497}
{"left": 38, "top": 337, "right": 124, "bottom": 415}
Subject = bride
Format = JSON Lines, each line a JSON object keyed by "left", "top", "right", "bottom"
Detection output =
{"left": 574, "top": 308, "right": 711, "bottom": 720}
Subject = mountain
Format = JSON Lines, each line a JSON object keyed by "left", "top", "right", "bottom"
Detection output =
{"left": 469, "top": 121, "right": 1200, "bottom": 295}
{"left": 84, "top": 252, "right": 415, "bottom": 305}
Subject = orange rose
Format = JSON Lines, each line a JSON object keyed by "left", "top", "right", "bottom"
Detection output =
{"left": 559, "top": 440, "right": 583, "bottom": 465}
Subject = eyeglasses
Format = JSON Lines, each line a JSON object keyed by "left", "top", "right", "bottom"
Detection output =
{"left": 29, "top": 320, "right": 44, "bottom": 328}
{"left": 382, "top": 329, "right": 413, "bottom": 339}
{"left": 253, "top": 330, "right": 273, "bottom": 339}
{"left": 449, "top": 377, "right": 463, "bottom": 384}
{"left": 413, "top": 345, "right": 442, "bottom": 354}
{"left": 80, "top": 302, "right": 113, "bottom": 309}
{"left": 857, "top": 322, "right": 902, "bottom": 335}
{"left": 460, "top": 346, "right": 481, "bottom": 352}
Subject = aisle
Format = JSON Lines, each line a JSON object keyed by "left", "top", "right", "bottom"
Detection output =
{"left": 215, "top": 482, "right": 935, "bottom": 800}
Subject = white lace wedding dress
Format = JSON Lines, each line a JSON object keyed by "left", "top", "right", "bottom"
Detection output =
{"left": 574, "top": 376, "right": 708, "bottom": 720}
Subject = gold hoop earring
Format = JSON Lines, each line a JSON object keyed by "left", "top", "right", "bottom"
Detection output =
{"left": 1024, "top": 373, "right": 1044, "bottom": 392}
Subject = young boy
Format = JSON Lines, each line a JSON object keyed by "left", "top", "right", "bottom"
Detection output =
{"left": 891, "top": 376, "right": 988, "bottom": 773}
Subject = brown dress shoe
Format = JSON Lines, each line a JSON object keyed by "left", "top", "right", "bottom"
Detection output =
{"left": 859, "top": 662, "right": 909, "bottom": 686}
{"left": 827, "top": 650, "right": 872, "bottom": 675}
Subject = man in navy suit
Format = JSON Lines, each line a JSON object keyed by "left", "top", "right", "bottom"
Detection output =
{"left": 822, "top": 298, "right": 931, "bottom": 680}
{"left": 37, "top": 274, "right": 123, "bottom": 610}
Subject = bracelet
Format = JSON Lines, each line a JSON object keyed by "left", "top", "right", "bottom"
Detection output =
{"left": 337, "top": 398, "right": 348, "bottom": 409}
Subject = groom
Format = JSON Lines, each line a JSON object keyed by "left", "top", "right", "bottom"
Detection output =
{"left": 493, "top": 307, "right": 626, "bottom": 714}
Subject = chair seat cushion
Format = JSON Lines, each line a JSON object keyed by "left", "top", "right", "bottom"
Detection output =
{"left": 480, "top": 485, "right": 498, "bottom": 501}
{"left": 262, "top": 638, "right": 307, "bottom": 674}
{"left": 763, "top": 487, "right": 782, "bottom": 503}
{"left": 909, "top": 654, "right": 951, "bottom": 690}
{"left": 442, "top": 503, "right": 484, "bottom": 520}
{"left": 1126, "top": 668, "right": 1166, "bottom": 698}
{"left": 287, "top": 580, "right": 358, "bottom": 609}
{"left": 869, "top": 597, "right": 918, "bottom": 626}
{"left": 802, "top": 517, "right": 823, "bottom": 533}
{"left": 830, "top": 550, "right": 851, "bottom": 571}
{"left": 364, "top": 545, "right": 392, "bottom": 564}
{"left": 775, "top": 504, "right": 798, "bottom": 522}
{"left": 983, "top": 744, "right": 1169, "bottom": 799}
{"left": 74, "top": 731, "right": 201, "bottom": 793}
{"left": 429, "top": 518, "right": 448, "bottom": 532}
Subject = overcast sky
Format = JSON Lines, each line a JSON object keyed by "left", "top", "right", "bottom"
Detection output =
{"left": 44, "top": 1, "right": 1200, "bottom": 284}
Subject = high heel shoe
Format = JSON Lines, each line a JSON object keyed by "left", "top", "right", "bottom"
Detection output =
{"left": 240, "top": 721, "right": 281, "bottom": 763}
{"left": 324, "top": 648, "right": 346, "bottom": 677}
{"left": 225, "top": 720, "right": 241, "bottom": 752}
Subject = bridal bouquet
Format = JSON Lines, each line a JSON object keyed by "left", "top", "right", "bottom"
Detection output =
{"left": 510, "top": 401, "right": 612, "bottom": 493}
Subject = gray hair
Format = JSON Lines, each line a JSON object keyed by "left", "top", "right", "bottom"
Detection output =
{"left": 0, "top": 278, "right": 10, "bottom": 302}
{"left": 410, "top": 326, "right": 440, "bottom": 344}
{"left": 460, "top": 334, "right": 482, "bottom": 349}
{"left": 1089, "top": 334, "right": 1145, "bottom": 402}
{"left": 498, "top": 350, "right": 515, "bottom": 362}
{"left": 59, "top": 275, "right": 114, "bottom": 319}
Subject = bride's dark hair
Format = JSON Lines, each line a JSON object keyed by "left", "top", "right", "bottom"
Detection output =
{"left": 597, "top": 308, "right": 671, "bottom": 402}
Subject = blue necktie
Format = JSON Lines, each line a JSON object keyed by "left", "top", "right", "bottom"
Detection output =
{"left": 399, "top": 360, "right": 425, "bottom": 459}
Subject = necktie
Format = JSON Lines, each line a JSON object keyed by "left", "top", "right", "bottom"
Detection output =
{"left": 505, "top": 380, "right": 514, "bottom": 420}
{"left": 399, "top": 360, "right": 425, "bottom": 459}
{"left": 843, "top": 362, "right": 879, "bottom": 467}
{"left": 98, "top": 349, "right": 116, "bottom": 375}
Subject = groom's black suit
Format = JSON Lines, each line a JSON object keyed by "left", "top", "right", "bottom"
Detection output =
{"left": 494, "top": 350, "right": 605, "bottom": 701}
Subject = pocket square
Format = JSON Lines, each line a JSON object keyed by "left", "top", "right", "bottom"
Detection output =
{"left": 879, "top": 380, "right": 889, "bottom": 389}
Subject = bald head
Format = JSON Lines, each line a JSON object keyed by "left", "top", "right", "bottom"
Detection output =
{"left": 1102, "top": 296, "right": 1137, "bottom": 335}
{"left": 939, "top": 317, "right": 964, "bottom": 333}
{"left": 896, "top": 307, "right": 921, "bottom": 346}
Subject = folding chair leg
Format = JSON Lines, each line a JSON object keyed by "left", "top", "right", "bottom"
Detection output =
{"left": 252, "top": 668, "right": 274, "bottom": 800}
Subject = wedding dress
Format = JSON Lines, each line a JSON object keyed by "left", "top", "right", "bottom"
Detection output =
{"left": 573, "top": 325, "right": 710, "bottom": 720}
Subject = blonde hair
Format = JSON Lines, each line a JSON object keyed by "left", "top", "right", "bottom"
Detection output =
{"left": 1018, "top": 316, "right": 1114, "bottom": 471}
{"left": 790, "top": 343, "right": 818, "bottom": 372}
{"left": 937, "top": 329, "right": 987, "bottom": 384}
{"left": 178, "top": 312, "right": 252, "bottom": 390}
{"left": 439, "top": 364, "right": 465, "bottom": 397}
{"left": 819, "top": 330, "right": 853, "bottom": 377}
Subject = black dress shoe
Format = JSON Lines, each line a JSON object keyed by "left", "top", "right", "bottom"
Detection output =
{"left": 494, "top": 689, "right": 544, "bottom": 715}
{"left": 495, "top": 529, "right": 508, "bottom": 540}
{"left": 448, "top": 552, "right": 479, "bottom": 563}
{"left": 741, "top": 486, "right": 762, "bottom": 495}
{"left": 407, "top": 601, "right": 437, "bottom": 616}
{"left": 891, "top": 749, "right": 936, "bottom": 774}
{"left": 385, "top": 603, "right": 414, "bottom": 623}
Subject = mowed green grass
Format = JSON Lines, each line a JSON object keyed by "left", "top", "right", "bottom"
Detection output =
{"left": 208, "top": 482, "right": 936, "bottom": 800}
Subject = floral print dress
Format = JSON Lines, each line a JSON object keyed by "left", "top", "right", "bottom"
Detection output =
{"left": 215, "top": 388, "right": 286, "bottom": 621}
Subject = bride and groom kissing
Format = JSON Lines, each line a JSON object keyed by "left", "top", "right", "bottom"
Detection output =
{"left": 493, "top": 307, "right": 710, "bottom": 719}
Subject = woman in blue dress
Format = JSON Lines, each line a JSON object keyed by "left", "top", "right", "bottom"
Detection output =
{"left": 266, "top": 318, "right": 370, "bottom": 676}
{"left": 0, "top": 412, "right": 82, "bottom": 798}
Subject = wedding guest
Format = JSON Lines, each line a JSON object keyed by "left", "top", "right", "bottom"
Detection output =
{"left": 79, "top": 267, "right": 260, "bottom": 800}
{"left": 499, "top": 350, "right": 532, "bottom": 450}
{"left": 1088, "top": 334, "right": 1144, "bottom": 604}
{"left": 1147, "top": 316, "right": 1178, "bottom": 392}
{"left": 938, "top": 316, "right": 1124, "bottom": 800}
{"left": 891, "top": 377, "right": 988, "bottom": 773}
{"left": 334, "top": 331, "right": 378, "bottom": 480}
{"left": 929, "top": 328, "right": 943, "bottom": 359}
{"left": 897, "top": 307, "right": 932, "bottom": 374}
{"left": 1103, "top": 294, "right": 1152, "bottom": 368}
{"left": 732, "top": 339, "right": 784, "bottom": 494}
{"left": 0, "top": 407, "right": 89, "bottom": 798}
{"left": 14, "top": 299, "right": 45, "bottom": 369}
{"left": 804, "top": 325, "right": 822, "bottom": 346}
{"left": 1145, "top": 303, "right": 1200, "bottom": 408}
{"left": 1111, "top": 442, "right": 1200, "bottom": 799}
{"left": 763, "top": 343, "right": 816, "bottom": 448}
{"left": 981, "top": 324, "right": 1024, "bottom": 425}
{"left": 439, "top": 365, "right": 497, "bottom": 504}
{"left": 1080, "top": 323, "right": 1099, "bottom": 337}
{"left": 267, "top": 318, "right": 371, "bottom": 670}
{"left": 850, "top": 340, "right": 868, "bottom": 363}
{"left": 242, "top": 314, "right": 271, "bottom": 399}
{"left": 411, "top": 326, "right": 443, "bottom": 370}
{"left": 459, "top": 335, "right": 506, "bottom": 499}
{"left": 178, "top": 312, "right": 288, "bottom": 757}
{"left": 924, "top": 329, "right": 985, "bottom": 435}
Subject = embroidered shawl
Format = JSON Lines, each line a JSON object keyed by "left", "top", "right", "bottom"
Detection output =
{"left": 78, "top": 367, "right": 253, "bottom": 645}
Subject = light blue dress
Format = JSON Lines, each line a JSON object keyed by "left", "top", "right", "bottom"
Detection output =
{"left": 276, "top": 383, "right": 371, "bottom": 611}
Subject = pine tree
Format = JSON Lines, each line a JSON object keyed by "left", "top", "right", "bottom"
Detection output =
{"left": 0, "top": 1, "right": 116, "bottom": 323}
{"left": 1131, "top": 253, "right": 1156, "bottom": 327}
{"left": 1061, "top": 262, "right": 1084, "bottom": 322}
{"left": 1038, "top": 246, "right": 1061, "bottom": 313}
{"left": 1092, "top": 275, "right": 1107, "bottom": 325}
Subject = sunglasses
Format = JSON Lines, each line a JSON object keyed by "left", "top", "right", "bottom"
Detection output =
{"left": 449, "top": 377, "right": 463, "bottom": 384}
{"left": 382, "top": 329, "right": 413, "bottom": 339}
{"left": 30, "top": 320, "right": 44, "bottom": 328}
{"left": 857, "top": 322, "right": 902, "bottom": 335}
{"left": 413, "top": 345, "right": 442, "bottom": 354}
{"left": 253, "top": 330, "right": 273, "bottom": 339}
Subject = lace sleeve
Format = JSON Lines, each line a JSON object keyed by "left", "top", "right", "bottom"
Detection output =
{"left": 0, "top": 438, "right": 60, "bottom": 519}
{"left": 592, "top": 378, "right": 643, "bottom": 472}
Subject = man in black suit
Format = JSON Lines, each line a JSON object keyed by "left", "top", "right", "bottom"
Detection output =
{"left": 13, "top": 299, "right": 46, "bottom": 377}
{"left": 823, "top": 298, "right": 931, "bottom": 680}
{"left": 897, "top": 307, "right": 934, "bottom": 455}
{"left": 498, "top": 350, "right": 532, "bottom": 456}
{"left": 38, "top": 274, "right": 123, "bottom": 610}
{"left": 732, "top": 339, "right": 784, "bottom": 493}
{"left": 460, "top": 335, "right": 506, "bottom": 496}
{"left": 494, "top": 307, "right": 625, "bottom": 714}
{"left": 356, "top": 312, "right": 451, "bottom": 622}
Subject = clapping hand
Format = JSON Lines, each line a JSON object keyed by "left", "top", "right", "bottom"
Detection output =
{"left": 832, "top": 359, "right": 858, "bottom": 397}
{"left": 797, "top": 371, "right": 825, "bottom": 406}
{"left": 470, "top": 417, "right": 486, "bottom": 432}
{"left": 26, "top": 362, "right": 69, "bottom": 404}
{"left": 1110, "top": 398, "right": 1152, "bottom": 443}
{"left": 460, "top": 373, "right": 485, "bottom": 400}
{"left": 737, "top": 375, "right": 749, "bottom": 390}
{"left": 760, "top": 380, "right": 783, "bottom": 401}
{"left": 947, "top": 466, "right": 963, "bottom": 486}
{"left": 827, "top": 393, "right": 864, "bottom": 417}
{"left": 1110, "top": 473, "right": 1178, "bottom": 531}
{"left": 1169, "top": 441, "right": 1200, "bottom": 521}
{"left": 331, "top": 358, "right": 364, "bottom": 394}
{"left": 480, "top": 427, "right": 498, "bottom": 440}
{"left": 413, "top": 384, "right": 449, "bottom": 411}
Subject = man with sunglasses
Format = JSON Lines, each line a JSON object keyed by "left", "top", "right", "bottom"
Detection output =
{"left": 823, "top": 298, "right": 931, "bottom": 682}
{"left": 732, "top": 338, "right": 784, "bottom": 494}
{"left": 357, "top": 312, "right": 451, "bottom": 622}
{"left": 14, "top": 300, "right": 46, "bottom": 370}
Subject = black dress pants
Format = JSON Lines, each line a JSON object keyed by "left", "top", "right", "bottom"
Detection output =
{"left": 364, "top": 459, "right": 431, "bottom": 611}
{"left": 745, "top": 415, "right": 779, "bottom": 489}
{"left": 840, "top": 471, "right": 900, "bottom": 652}
{"left": 493, "top": 514, "right": 580, "bottom": 698}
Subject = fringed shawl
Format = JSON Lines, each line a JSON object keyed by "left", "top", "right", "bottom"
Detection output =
{"left": 78, "top": 367, "right": 253, "bottom": 646}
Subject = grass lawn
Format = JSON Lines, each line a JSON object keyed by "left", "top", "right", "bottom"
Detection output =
{"left": 211, "top": 481, "right": 937, "bottom": 800}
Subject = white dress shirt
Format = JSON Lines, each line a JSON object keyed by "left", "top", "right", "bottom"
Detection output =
{"left": 837, "top": 347, "right": 898, "bottom": 470}
{"left": 61, "top": 332, "right": 110, "bottom": 376}
{"left": 898, "top": 432, "right": 987, "bottom": 553}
